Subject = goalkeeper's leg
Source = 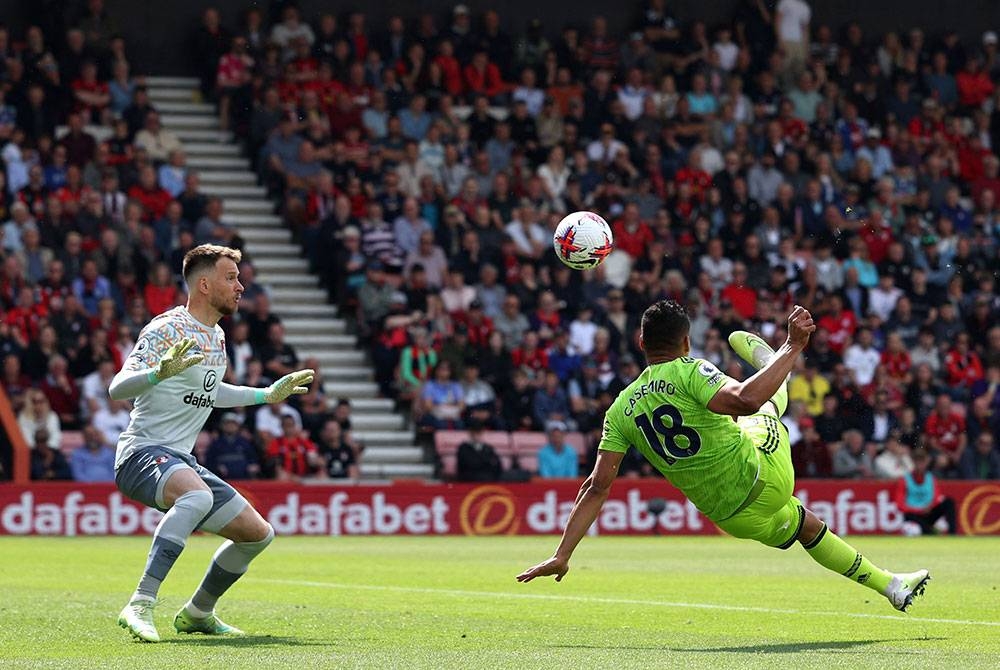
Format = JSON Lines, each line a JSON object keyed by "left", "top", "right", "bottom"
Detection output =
{"left": 728, "top": 331, "right": 788, "bottom": 416}
{"left": 176, "top": 502, "right": 273, "bottom": 636}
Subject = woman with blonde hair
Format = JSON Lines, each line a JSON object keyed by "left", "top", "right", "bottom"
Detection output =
{"left": 18, "top": 389, "right": 62, "bottom": 449}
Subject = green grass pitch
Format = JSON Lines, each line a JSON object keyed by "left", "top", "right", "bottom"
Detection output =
{"left": 1, "top": 535, "right": 999, "bottom": 669}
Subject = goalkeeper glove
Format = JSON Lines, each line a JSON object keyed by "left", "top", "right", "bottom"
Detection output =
{"left": 149, "top": 338, "right": 204, "bottom": 384}
{"left": 262, "top": 369, "right": 315, "bottom": 403}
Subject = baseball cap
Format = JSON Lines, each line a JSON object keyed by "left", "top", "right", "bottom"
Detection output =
{"left": 985, "top": 31, "right": 999, "bottom": 45}
{"left": 800, "top": 416, "right": 815, "bottom": 429}
{"left": 221, "top": 412, "right": 242, "bottom": 424}
{"left": 867, "top": 127, "right": 882, "bottom": 139}
{"left": 546, "top": 419, "right": 567, "bottom": 432}
{"left": 453, "top": 4, "right": 470, "bottom": 15}
{"left": 469, "top": 298, "right": 483, "bottom": 309}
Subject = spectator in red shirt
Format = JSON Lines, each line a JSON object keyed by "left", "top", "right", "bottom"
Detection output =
{"left": 817, "top": 294, "right": 857, "bottom": 355}
{"left": 457, "top": 299, "right": 494, "bottom": 349}
{"left": 673, "top": 150, "right": 712, "bottom": 202}
{"left": 924, "top": 393, "right": 967, "bottom": 473}
{"left": 328, "top": 92, "right": 362, "bottom": 139}
{"left": 720, "top": 262, "right": 757, "bottom": 320}
{"left": 971, "top": 154, "right": 1000, "bottom": 204}
{"left": 956, "top": 56, "right": 995, "bottom": 109}
{"left": 434, "top": 39, "right": 464, "bottom": 97}
{"left": 944, "top": 332, "right": 985, "bottom": 390}
{"left": 463, "top": 50, "right": 506, "bottom": 101}
{"left": 39, "top": 354, "right": 80, "bottom": 429}
{"left": 58, "top": 112, "right": 97, "bottom": 168}
{"left": 611, "top": 203, "right": 654, "bottom": 258}
{"left": 127, "top": 165, "right": 171, "bottom": 222}
{"left": 529, "top": 290, "right": 563, "bottom": 343}
{"left": 880, "top": 332, "right": 912, "bottom": 386}
{"left": 792, "top": 416, "right": 833, "bottom": 477}
{"left": 511, "top": 330, "right": 549, "bottom": 375}
{"left": 143, "top": 262, "right": 179, "bottom": 316}
{"left": 858, "top": 211, "right": 894, "bottom": 265}
{"left": 267, "top": 414, "right": 321, "bottom": 480}
{"left": 583, "top": 16, "right": 619, "bottom": 72}
{"left": 72, "top": 61, "right": 110, "bottom": 125}
{"left": 217, "top": 36, "right": 254, "bottom": 133}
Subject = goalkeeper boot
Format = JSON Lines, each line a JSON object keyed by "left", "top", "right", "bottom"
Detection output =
{"left": 884, "top": 569, "right": 931, "bottom": 612}
{"left": 173, "top": 607, "right": 245, "bottom": 636}
{"left": 118, "top": 598, "right": 160, "bottom": 643}
{"left": 728, "top": 331, "right": 775, "bottom": 370}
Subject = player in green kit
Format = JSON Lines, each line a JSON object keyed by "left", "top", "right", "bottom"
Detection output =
{"left": 518, "top": 300, "right": 929, "bottom": 612}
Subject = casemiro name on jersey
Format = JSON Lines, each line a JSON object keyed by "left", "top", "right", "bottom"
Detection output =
{"left": 622, "top": 357, "right": 723, "bottom": 417}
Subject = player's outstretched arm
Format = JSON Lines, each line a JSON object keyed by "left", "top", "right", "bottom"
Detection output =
{"left": 215, "top": 369, "right": 316, "bottom": 408}
{"left": 516, "top": 449, "right": 624, "bottom": 583}
{"left": 707, "top": 306, "right": 815, "bottom": 416}
{"left": 108, "top": 337, "right": 205, "bottom": 400}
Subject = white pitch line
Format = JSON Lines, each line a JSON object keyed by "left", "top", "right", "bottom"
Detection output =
{"left": 259, "top": 578, "right": 1000, "bottom": 628}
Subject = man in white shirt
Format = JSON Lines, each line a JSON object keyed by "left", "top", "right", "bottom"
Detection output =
{"left": 843, "top": 327, "right": 882, "bottom": 386}
{"left": 92, "top": 398, "right": 132, "bottom": 446}
{"left": 776, "top": 0, "right": 811, "bottom": 82}
{"left": 505, "top": 204, "right": 548, "bottom": 260}
{"left": 868, "top": 273, "right": 902, "bottom": 322}
{"left": 616, "top": 68, "right": 649, "bottom": 121}
{"left": 586, "top": 123, "right": 628, "bottom": 165}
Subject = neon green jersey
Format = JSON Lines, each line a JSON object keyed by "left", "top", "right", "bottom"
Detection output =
{"left": 599, "top": 357, "right": 759, "bottom": 521}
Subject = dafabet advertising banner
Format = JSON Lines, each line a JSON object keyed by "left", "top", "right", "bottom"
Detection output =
{"left": 1, "top": 480, "right": 998, "bottom": 536}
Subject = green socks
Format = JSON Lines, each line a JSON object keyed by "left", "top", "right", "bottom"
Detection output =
{"left": 802, "top": 524, "right": 892, "bottom": 594}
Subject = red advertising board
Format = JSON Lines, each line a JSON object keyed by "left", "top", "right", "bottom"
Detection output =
{"left": 1, "top": 480, "right": 999, "bottom": 536}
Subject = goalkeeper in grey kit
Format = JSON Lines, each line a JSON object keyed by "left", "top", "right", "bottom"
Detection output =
{"left": 110, "top": 244, "right": 314, "bottom": 642}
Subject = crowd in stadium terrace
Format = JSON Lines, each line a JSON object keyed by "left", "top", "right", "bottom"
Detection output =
{"left": 0, "top": 0, "right": 998, "bottom": 485}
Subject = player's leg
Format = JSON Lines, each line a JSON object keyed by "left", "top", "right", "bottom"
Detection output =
{"left": 175, "top": 468, "right": 271, "bottom": 635}
{"left": 728, "top": 331, "right": 788, "bottom": 417}
{"left": 116, "top": 450, "right": 214, "bottom": 642}
{"left": 722, "top": 415, "right": 930, "bottom": 611}
{"left": 797, "top": 510, "right": 930, "bottom": 611}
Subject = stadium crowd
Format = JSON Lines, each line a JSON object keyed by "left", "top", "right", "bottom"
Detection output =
{"left": 0, "top": 1, "right": 998, "bottom": 487}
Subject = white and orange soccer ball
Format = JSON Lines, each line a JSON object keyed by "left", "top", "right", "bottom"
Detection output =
{"left": 552, "top": 211, "right": 614, "bottom": 270}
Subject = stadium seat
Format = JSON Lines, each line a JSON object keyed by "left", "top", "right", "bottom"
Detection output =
{"left": 434, "top": 430, "right": 512, "bottom": 478}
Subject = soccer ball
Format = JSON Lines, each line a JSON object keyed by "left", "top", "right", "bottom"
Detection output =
{"left": 553, "top": 211, "right": 614, "bottom": 270}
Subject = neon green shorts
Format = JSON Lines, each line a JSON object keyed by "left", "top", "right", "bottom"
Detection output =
{"left": 715, "top": 413, "right": 804, "bottom": 549}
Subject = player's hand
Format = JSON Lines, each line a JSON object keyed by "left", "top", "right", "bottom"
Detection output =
{"left": 153, "top": 338, "right": 204, "bottom": 382}
{"left": 264, "top": 369, "right": 315, "bottom": 403}
{"left": 516, "top": 556, "right": 569, "bottom": 583}
{"left": 786, "top": 305, "right": 816, "bottom": 350}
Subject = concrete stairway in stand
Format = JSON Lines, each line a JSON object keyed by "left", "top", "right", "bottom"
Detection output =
{"left": 146, "top": 76, "right": 431, "bottom": 479}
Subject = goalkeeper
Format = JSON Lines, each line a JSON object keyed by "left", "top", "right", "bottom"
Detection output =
{"left": 108, "top": 244, "right": 314, "bottom": 643}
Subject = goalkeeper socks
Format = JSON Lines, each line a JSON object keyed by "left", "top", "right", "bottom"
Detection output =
{"left": 802, "top": 523, "right": 892, "bottom": 594}
{"left": 187, "top": 526, "right": 274, "bottom": 616}
{"left": 133, "top": 489, "right": 214, "bottom": 601}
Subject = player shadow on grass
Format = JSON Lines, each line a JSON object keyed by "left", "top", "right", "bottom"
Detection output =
{"left": 551, "top": 638, "right": 946, "bottom": 654}
{"left": 670, "top": 638, "right": 948, "bottom": 654}
{"left": 159, "top": 635, "right": 333, "bottom": 647}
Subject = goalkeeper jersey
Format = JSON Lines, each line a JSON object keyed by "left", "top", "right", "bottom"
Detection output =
{"left": 599, "top": 357, "right": 759, "bottom": 521}
{"left": 114, "top": 307, "right": 228, "bottom": 468}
